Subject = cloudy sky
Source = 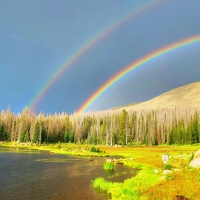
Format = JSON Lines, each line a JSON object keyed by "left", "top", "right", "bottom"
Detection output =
{"left": 0, "top": 0, "right": 200, "bottom": 114}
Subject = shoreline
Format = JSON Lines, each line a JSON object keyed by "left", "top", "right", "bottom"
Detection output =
{"left": 0, "top": 142, "right": 113, "bottom": 157}
{"left": 1, "top": 142, "right": 200, "bottom": 199}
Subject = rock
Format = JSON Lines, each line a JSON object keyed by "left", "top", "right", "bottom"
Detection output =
{"left": 162, "top": 154, "right": 169, "bottom": 164}
{"left": 162, "top": 170, "right": 173, "bottom": 175}
{"left": 116, "top": 162, "right": 123, "bottom": 165}
{"left": 194, "top": 149, "right": 200, "bottom": 159}
{"left": 189, "top": 149, "right": 200, "bottom": 168}
{"left": 189, "top": 158, "right": 200, "bottom": 168}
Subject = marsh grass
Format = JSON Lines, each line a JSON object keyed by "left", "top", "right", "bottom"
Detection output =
{"left": 2, "top": 142, "right": 200, "bottom": 199}
{"left": 104, "top": 162, "right": 115, "bottom": 171}
{"left": 93, "top": 145, "right": 200, "bottom": 199}
{"left": 0, "top": 142, "right": 106, "bottom": 157}
{"left": 93, "top": 166, "right": 160, "bottom": 200}
{"left": 107, "top": 171, "right": 128, "bottom": 179}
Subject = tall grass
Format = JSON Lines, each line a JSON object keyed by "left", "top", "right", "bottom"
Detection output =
{"left": 104, "top": 162, "right": 115, "bottom": 171}
{"left": 0, "top": 142, "right": 106, "bottom": 156}
{"left": 93, "top": 145, "right": 200, "bottom": 199}
{"left": 93, "top": 166, "right": 160, "bottom": 200}
{"left": 2, "top": 142, "right": 200, "bottom": 199}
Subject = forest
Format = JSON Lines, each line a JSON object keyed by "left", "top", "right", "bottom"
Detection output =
{"left": 0, "top": 106, "right": 199, "bottom": 146}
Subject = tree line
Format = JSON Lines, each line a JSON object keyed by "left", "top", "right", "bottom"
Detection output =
{"left": 0, "top": 106, "right": 200, "bottom": 146}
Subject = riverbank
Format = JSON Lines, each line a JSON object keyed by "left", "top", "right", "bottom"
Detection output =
{"left": 0, "top": 141, "right": 111, "bottom": 157}
{"left": 93, "top": 145, "right": 200, "bottom": 199}
{"left": 1, "top": 142, "right": 200, "bottom": 199}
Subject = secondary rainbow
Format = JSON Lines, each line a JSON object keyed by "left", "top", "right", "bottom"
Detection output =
{"left": 29, "top": 0, "right": 162, "bottom": 111}
{"left": 78, "top": 34, "right": 200, "bottom": 113}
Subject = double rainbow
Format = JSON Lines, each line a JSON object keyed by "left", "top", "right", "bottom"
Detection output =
{"left": 29, "top": 0, "right": 163, "bottom": 111}
{"left": 78, "top": 35, "right": 200, "bottom": 113}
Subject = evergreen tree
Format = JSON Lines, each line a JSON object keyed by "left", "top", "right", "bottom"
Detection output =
{"left": 20, "top": 131, "right": 25, "bottom": 142}
{"left": 119, "top": 109, "right": 128, "bottom": 145}
{"left": 24, "top": 132, "right": 30, "bottom": 142}
{"left": 93, "top": 131, "right": 98, "bottom": 145}
{"left": 33, "top": 121, "right": 39, "bottom": 143}
{"left": 0, "top": 123, "right": 6, "bottom": 140}
{"left": 64, "top": 129, "right": 70, "bottom": 143}
{"left": 192, "top": 112, "right": 199, "bottom": 143}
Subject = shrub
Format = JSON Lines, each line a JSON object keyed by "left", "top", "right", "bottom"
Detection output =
{"left": 164, "top": 163, "right": 173, "bottom": 170}
{"left": 90, "top": 146, "right": 101, "bottom": 153}
{"left": 165, "top": 173, "right": 174, "bottom": 181}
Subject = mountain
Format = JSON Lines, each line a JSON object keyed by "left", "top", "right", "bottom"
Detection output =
{"left": 116, "top": 81, "right": 200, "bottom": 112}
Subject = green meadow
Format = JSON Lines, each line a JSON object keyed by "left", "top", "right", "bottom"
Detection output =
{"left": 1, "top": 142, "right": 200, "bottom": 199}
{"left": 93, "top": 145, "right": 200, "bottom": 200}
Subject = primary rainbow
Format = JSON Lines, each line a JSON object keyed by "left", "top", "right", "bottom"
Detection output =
{"left": 78, "top": 34, "right": 200, "bottom": 113}
{"left": 29, "top": 0, "right": 162, "bottom": 111}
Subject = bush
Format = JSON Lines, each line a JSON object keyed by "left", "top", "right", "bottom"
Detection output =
{"left": 54, "top": 142, "right": 61, "bottom": 149}
{"left": 164, "top": 163, "right": 173, "bottom": 170}
{"left": 90, "top": 146, "right": 101, "bottom": 153}
{"left": 165, "top": 173, "right": 174, "bottom": 181}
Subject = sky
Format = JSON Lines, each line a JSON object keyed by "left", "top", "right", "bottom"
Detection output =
{"left": 0, "top": 0, "right": 200, "bottom": 114}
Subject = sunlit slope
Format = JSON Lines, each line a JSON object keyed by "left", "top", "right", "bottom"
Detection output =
{"left": 119, "top": 81, "right": 200, "bottom": 111}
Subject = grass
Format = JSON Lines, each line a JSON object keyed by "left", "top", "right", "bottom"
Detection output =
{"left": 93, "top": 164, "right": 160, "bottom": 200}
{"left": 0, "top": 141, "right": 107, "bottom": 157}
{"left": 104, "top": 162, "right": 115, "bottom": 171}
{"left": 1, "top": 142, "right": 200, "bottom": 199}
{"left": 120, "top": 81, "right": 200, "bottom": 111}
{"left": 93, "top": 145, "right": 200, "bottom": 200}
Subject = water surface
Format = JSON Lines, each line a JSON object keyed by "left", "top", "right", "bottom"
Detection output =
{"left": 0, "top": 147, "right": 135, "bottom": 200}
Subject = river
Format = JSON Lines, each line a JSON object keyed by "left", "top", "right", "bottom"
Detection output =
{"left": 0, "top": 147, "right": 136, "bottom": 200}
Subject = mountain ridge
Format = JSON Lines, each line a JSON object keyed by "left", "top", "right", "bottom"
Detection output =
{"left": 115, "top": 81, "right": 200, "bottom": 112}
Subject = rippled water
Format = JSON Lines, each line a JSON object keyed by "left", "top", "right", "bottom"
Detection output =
{"left": 0, "top": 147, "right": 136, "bottom": 200}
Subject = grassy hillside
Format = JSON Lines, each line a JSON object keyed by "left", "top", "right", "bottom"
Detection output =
{"left": 116, "top": 81, "right": 200, "bottom": 112}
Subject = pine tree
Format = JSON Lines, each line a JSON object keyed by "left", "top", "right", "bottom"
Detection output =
{"left": 33, "top": 121, "right": 39, "bottom": 143}
{"left": 119, "top": 109, "right": 128, "bottom": 145}
{"left": 24, "top": 132, "right": 30, "bottom": 142}
{"left": 0, "top": 123, "right": 6, "bottom": 140}
{"left": 64, "top": 129, "right": 71, "bottom": 143}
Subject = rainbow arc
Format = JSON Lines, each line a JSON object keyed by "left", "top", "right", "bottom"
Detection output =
{"left": 78, "top": 35, "right": 200, "bottom": 113}
{"left": 29, "top": 0, "right": 163, "bottom": 111}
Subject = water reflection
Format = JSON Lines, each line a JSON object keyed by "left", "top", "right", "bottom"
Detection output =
{"left": 0, "top": 147, "right": 136, "bottom": 200}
